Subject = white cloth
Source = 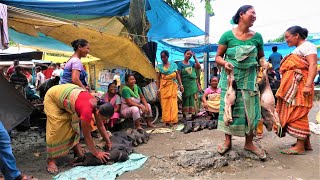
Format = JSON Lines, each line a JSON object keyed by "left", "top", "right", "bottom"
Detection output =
{"left": 36, "top": 72, "right": 45, "bottom": 87}
{"left": 292, "top": 41, "right": 317, "bottom": 57}
{"left": 0, "top": 3, "right": 9, "bottom": 50}
{"left": 51, "top": 69, "right": 62, "bottom": 78}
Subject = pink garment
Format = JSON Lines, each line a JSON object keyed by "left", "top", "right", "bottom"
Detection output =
{"left": 103, "top": 93, "right": 120, "bottom": 127}
{"left": 0, "top": 3, "right": 9, "bottom": 50}
{"left": 204, "top": 87, "right": 221, "bottom": 95}
{"left": 121, "top": 97, "right": 152, "bottom": 121}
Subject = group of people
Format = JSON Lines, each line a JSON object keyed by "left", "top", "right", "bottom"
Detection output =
{"left": 0, "top": 4, "right": 318, "bottom": 179}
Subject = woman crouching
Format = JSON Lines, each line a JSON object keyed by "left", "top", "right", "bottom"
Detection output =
{"left": 44, "top": 84, "right": 114, "bottom": 174}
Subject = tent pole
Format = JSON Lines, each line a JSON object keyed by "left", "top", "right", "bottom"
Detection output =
{"left": 204, "top": 11, "right": 210, "bottom": 89}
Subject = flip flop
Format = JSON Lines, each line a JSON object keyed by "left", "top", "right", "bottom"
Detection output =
{"left": 217, "top": 144, "right": 231, "bottom": 155}
{"left": 280, "top": 149, "right": 305, "bottom": 155}
{"left": 47, "top": 164, "right": 59, "bottom": 174}
{"left": 244, "top": 147, "right": 267, "bottom": 160}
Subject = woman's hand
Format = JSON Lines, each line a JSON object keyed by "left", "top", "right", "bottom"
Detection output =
{"left": 203, "top": 102, "right": 209, "bottom": 109}
{"left": 224, "top": 62, "right": 234, "bottom": 74}
{"left": 106, "top": 142, "right": 112, "bottom": 151}
{"left": 139, "top": 105, "right": 148, "bottom": 114}
{"left": 180, "top": 86, "right": 184, "bottom": 93}
{"left": 303, "top": 86, "right": 313, "bottom": 96}
{"left": 94, "top": 151, "right": 110, "bottom": 163}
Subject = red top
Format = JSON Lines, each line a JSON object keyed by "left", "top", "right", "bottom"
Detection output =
{"left": 6, "top": 66, "right": 15, "bottom": 76}
{"left": 75, "top": 91, "right": 95, "bottom": 123}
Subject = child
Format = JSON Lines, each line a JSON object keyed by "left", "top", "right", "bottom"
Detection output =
{"left": 202, "top": 76, "right": 221, "bottom": 120}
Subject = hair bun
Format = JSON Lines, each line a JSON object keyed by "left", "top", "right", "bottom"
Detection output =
{"left": 97, "top": 98, "right": 106, "bottom": 106}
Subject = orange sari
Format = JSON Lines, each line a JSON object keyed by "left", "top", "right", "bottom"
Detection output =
{"left": 275, "top": 54, "right": 313, "bottom": 140}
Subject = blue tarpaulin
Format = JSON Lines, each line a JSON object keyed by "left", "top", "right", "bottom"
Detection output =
{"left": 3, "top": 0, "right": 205, "bottom": 40}
{"left": 2, "top": 0, "right": 130, "bottom": 17}
{"left": 146, "top": 0, "right": 205, "bottom": 40}
{"left": 9, "top": 28, "right": 73, "bottom": 52}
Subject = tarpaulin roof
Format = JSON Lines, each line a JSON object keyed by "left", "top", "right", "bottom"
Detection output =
{"left": 7, "top": 6, "right": 157, "bottom": 79}
{"left": 2, "top": 0, "right": 130, "bottom": 17}
{"left": 146, "top": 0, "right": 205, "bottom": 40}
{"left": 3, "top": 0, "right": 206, "bottom": 40}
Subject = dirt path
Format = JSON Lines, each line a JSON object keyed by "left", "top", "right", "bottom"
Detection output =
{"left": 5, "top": 105, "right": 320, "bottom": 180}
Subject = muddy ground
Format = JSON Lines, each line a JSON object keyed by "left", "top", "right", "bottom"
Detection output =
{"left": 2, "top": 104, "right": 320, "bottom": 180}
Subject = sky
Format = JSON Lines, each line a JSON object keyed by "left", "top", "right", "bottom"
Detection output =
{"left": 187, "top": 0, "right": 320, "bottom": 43}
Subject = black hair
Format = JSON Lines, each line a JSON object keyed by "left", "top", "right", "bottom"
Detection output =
{"left": 96, "top": 100, "right": 114, "bottom": 118}
{"left": 108, "top": 82, "right": 116, "bottom": 90}
{"left": 51, "top": 63, "right": 56, "bottom": 68}
{"left": 36, "top": 66, "right": 42, "bottom": 71}
{"left": 56, "top": 63, "right": 61, "bottom": 67}
{"left": 272, "top": 46, "right": 278, "bottom": 52}
{"left": 13, "top": 60, "right": 19, "bottom": 66}
{"left": 125, "top": 73, "right": 135, "bottom": 82}
{"left": 232, "top": 5, "right": 254, "bottom": 24}
{"left": 184, "top": 49, "right": 192, "bottom": 55}
{"left": 286, "top": 26, "right": 308, "bottom": 40}
{"left": 160, "top": 50, "right": 169, "bottom": 58}
{"left": 71, "top": 39, "right": 89, "bottom": 51}
{"left": 213, "top": 67, "right": 218, "bottom": 71}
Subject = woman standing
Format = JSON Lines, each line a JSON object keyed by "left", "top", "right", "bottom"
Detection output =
{"left": 177, "top": 50, "right": 201, "bottom": 121}
{"left": 215, "top": 5, "right": 269, "bottom": 159}
{"left": 61, "top": 39, "right": 90, "bottom": 90}
{"left": 121, "top": 74, "right": 155, "bottom": 129}
{"left": 156, "top": 50, "right": 184, "bottom": 127}
{"left": 44, "top": 84, "right": 114, "bottom": 173}
{"left": 276, "top": 26, "right": 317, "bottom": 155}
{"left": 102, "top": 83, "right": 121, "bottom": 128}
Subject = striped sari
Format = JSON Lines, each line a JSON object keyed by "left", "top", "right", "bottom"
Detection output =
{"left": 218, "top": 45, "right": 261, "bottom": 137}
{"left": 275, "top": 54, "right": 313, "bottom": 140}
{"left": 44, "top": 84, "right": 85, "bottom": 158}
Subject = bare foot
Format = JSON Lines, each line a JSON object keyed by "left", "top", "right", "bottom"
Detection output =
{"left": 244, "top": 144, "right": 266, "bottom": 160}
{"left": 147, "top": 122, "right": 156, "bottom": 128}
{"left": 47, "top": 160, "right": 58, "bottom": 174}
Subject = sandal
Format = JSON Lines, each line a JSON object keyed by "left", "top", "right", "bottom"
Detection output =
{"left": 217, "top": 144, "right": 231, "bottom": 155}
{"left": 280, "top": 149, "right": 305, "bottom": 155}
{"left": 244, "top": 147, "right": 267, "bottom": 160}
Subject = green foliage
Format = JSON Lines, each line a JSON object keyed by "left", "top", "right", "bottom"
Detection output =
{"left": 165, "top": 0, "right": 195, "bottom": 17}
{"left": 165, "top": 0, "right": 214, "bottom": 17}
{"left": 268, "top": 34, "right": 285, "bottom": 42}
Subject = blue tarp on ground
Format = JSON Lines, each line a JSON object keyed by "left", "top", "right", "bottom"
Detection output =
{"left": 53, "top": 153, "right": 148, "bottom": 180}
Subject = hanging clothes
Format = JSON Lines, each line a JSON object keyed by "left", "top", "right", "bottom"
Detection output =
{"left": 0, "top": 3, "right": 9, "bottom": 50}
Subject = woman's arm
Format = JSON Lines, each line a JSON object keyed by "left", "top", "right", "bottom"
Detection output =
{"left": 71, "top": 69, "right": 86, "bottom": 89}
{"left": 114, "top": 104, "right": 120, "bottom": 113}
{"left": 81, "top": 120, "right": 109, "bottom": 162}
{"left": 193, "top": 53, "right": 201, "bottom": 69}
{"left": 125, "top": 98, "right": 143, "bottom": 109}
{"left": 305, "top": 54, "right": 318, "bottom": 87}
{"left": 95, "top": 118, "right": 112, "bottom": 150}
{"left": 215, "top": 45, "right": 233, "bottom": 74}
{"left": 140, "top": 93, "right": 149, "bottom": 108}
{"left": 176, "top": 71, "right": 184, "bottom": 93}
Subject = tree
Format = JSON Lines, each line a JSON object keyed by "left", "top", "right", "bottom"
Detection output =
{"left": 268, "top": 34, "right": 285, "bottom": 42}
{"left": 118, "top": 0, "right": 213, "bottom": 47}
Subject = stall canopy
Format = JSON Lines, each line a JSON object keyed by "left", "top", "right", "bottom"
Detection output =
{"left": 3, "top": 0, "right": 206, "bottom": 40}
{"left": 6, "top": 6, "right": 157, "bottom": 79}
